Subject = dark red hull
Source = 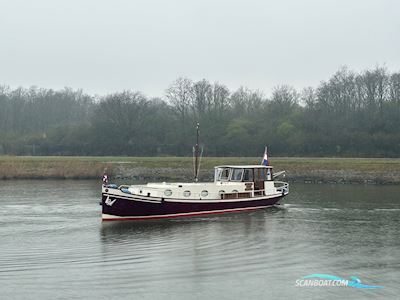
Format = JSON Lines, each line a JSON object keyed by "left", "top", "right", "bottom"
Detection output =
{"left": 101, "top": 192, "right": 285, "bottom": 221}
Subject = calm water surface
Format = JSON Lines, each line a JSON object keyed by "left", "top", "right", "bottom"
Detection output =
{"left": 0, "top": 180, "right": 399, "bottom": 299}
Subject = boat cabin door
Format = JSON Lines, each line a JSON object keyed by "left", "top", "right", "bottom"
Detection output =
{"left": 254, "top": 168, "right": 265, "bottom": 196}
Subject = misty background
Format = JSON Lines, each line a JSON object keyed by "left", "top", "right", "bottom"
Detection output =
{"left": 0, "top": 0, "right": 399, "bottom": 156}
{"left": 1, "top": 0, "right": 399, "bottom": 96}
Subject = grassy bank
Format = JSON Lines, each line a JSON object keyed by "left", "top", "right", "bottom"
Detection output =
{"left": 1, "top": 156, "right": 400, "bottom": 184}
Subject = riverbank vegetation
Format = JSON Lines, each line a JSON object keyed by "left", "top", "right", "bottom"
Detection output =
{"left": 1, "top": 156, "right": 400, "bottom": 184}
{"left": 1, "top": 66, "right": 400, "bottom": 157}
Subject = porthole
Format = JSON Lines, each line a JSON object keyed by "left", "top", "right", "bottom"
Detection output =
{"left": 232, "top": 190, "right": 238, "bottom": 193}
{"left": 201, "top": 190, "right": 208, "bottom": 197}
{"left": 164, "top": 189, "right": 173, "bottom": 197}
{"left": 183, "top": 190, "right": 191, "bottom": 197}
{"left": 218, "top": 190, "right": 225, "bottom": 195}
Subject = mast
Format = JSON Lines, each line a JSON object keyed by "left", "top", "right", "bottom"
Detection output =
{"left": 194, "top": 123, "right": 200, "bottom": 182}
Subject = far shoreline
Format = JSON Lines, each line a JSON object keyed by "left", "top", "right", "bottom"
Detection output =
{"left": 1, "top": 156, "right": 400, "bottom": 184}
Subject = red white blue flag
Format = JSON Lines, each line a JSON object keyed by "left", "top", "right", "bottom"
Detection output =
{"left": 261, "top": 146, "right": 269, "bottom": 166}
{"left": 102, "top": 173, "right": 108, "bottom": 185}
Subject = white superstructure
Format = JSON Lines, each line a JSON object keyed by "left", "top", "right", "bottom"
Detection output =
{"left": 125, "top": 165, "right": 288, "bottom": 200}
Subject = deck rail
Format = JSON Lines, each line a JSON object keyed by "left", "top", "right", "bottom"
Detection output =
{"left": 274, "top": 181, "right": 289, "bottom": 195}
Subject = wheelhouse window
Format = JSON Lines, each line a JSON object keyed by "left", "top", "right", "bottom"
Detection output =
{"left": 255, "top": 168, "right": 267, "bottom": 181}
{"left": 243, "top": 169, "right": 254, "bottom": 182}
{"left": 215, "top": 167, "right": 231, "bottom": 181}
{"left": 230, "top": 168, "right": 244, "bottom": 181}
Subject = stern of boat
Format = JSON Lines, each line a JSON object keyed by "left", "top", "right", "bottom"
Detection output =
{"left": 274, "top": 181, "right": 289, "bottom": 196}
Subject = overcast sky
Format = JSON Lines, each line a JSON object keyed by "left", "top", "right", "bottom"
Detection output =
{"left": 1, "top": 0, "right": 399, "bottom": 97}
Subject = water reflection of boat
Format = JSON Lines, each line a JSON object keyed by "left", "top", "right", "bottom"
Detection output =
{"left": 100, "top": 208, "right": 283, "bottom": 240}
{"left": 101, "top": 125, "right": 289, "bottom": 221}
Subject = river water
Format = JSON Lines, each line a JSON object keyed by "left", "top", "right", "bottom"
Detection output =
{"left": 0, "top": 180, "right": 399, "bottom": 299}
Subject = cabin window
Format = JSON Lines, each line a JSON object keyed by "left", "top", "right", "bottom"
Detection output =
{"left": 256, "top": 168, "right": 267, "bottom": 181}
{"left": 219, "top": 168, "right": 230, "bottom": 181}
{"left": 230, "top": 168, "right": 244, "bottom": 181}
{"left": 183, "top": 190, "right": 191, "bottom": 197}
{"left": 164, "top": 189, "right": 173, "bottom": 196}
{"left": 201, "top": 190, "right": 209, "bottom": 197}
{"left": 261, "top": 168, "right": 267, "bottom": 181}
{"left": 243, "top": 169, "right": 254, "bottom": 182}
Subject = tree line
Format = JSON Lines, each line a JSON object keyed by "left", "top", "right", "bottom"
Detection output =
{"left": 1, "top": 66, "right": 400, "bottom": 157}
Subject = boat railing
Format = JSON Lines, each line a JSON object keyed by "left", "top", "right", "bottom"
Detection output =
{"left": 273, "top": 170, "right": 286, "bottom": 179}
{"left": 274, "top": 181, "right": 289, "bottom": 195}
{"left": 222, "top": 188, "right": 283, "bottom": 198}
{"left": 252, "top": 189, "right": 266, "bottom": 196}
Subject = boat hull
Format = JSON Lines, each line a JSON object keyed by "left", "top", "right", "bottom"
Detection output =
{"left": 101, "top": 192, "right": 285, "bottom": 221}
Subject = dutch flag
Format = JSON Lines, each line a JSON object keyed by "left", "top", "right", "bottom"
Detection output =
{"left": 261, "top": 146, "right": 269, "bottom": 166}
{"left": 102, "top": 173, "right": 108, "bottom": 185}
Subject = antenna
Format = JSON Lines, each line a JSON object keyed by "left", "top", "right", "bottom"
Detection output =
{"left": 193, "top": 123, "right": 201, "bottom": 182}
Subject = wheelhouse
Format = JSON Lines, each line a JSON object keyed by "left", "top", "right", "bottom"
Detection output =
{"left": 214, "top": 165, "right": 273, "bottom": 183}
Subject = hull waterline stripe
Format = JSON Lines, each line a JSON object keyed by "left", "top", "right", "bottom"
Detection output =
{"left": 102, "top": 205, "right": 272, "bottom": 221}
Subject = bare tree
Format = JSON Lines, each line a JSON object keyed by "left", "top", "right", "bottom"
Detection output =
{"left": 270, "top": 85, "right": 299, "bottom": 112}
{"left": 212, "top": 82, "right": 230, "bottom": 116}
{"left": 301, "top": 87, "right": 316, "bottom": 108}
{"left": 165, "top": 77, "right": 194, "bottom": 124}
{"left": 389, "top": 72, "right": 400, "bottom": 117}
{"left": 192, "top": 79, "right": 212, "bottom": 118}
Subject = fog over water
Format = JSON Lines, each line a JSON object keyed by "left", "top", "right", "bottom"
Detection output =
{"left": 1, "top": 0, "right": 399, "bottom": 96}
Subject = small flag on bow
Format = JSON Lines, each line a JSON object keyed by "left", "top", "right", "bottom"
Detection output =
{"left": 102, "top": 173, "right": 108, "bottom": 186}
